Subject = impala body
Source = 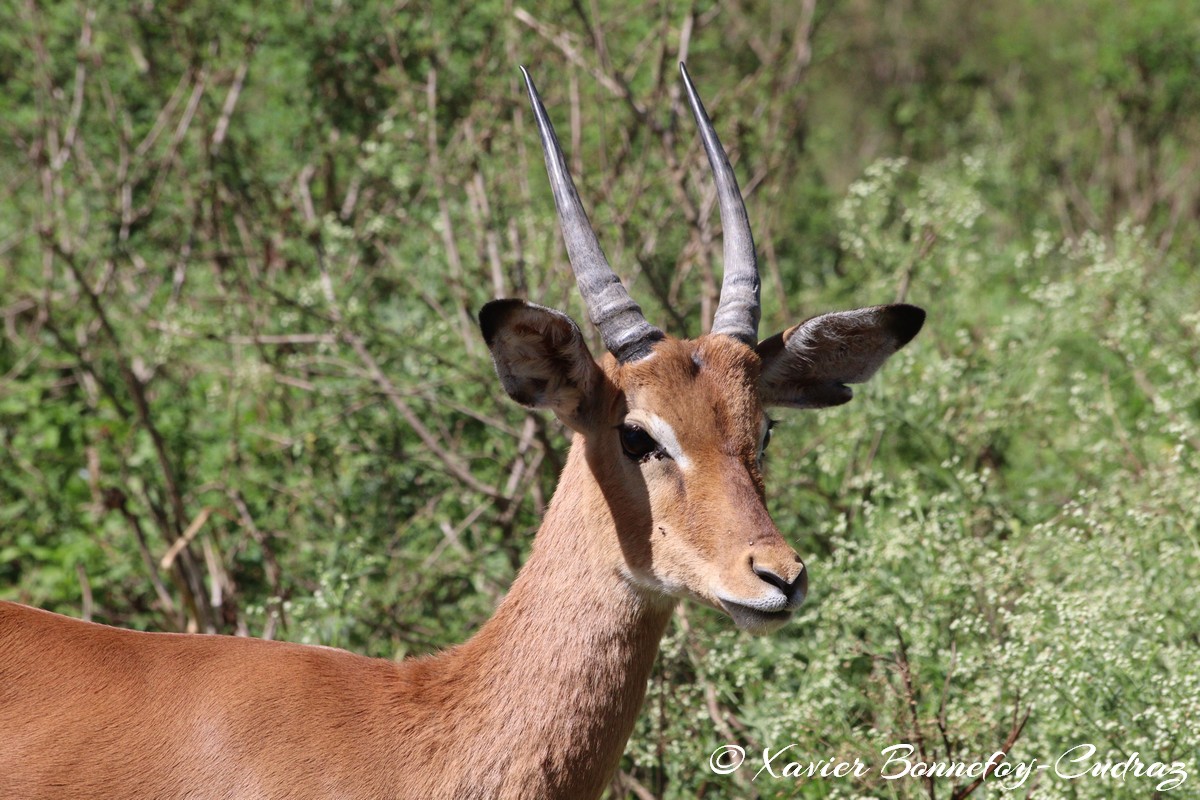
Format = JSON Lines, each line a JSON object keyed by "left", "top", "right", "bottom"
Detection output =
{"left": 0, "top": 65, "right": 923, "bottom": 799}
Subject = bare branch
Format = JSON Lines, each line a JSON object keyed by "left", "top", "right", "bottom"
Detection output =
{"left": 513, "top": 7, "right": 651, "bottom": 126}
{"left": 161, "top": 507, "right": 215, "bottom": 570}
{"left": 425, "top": 66, "right": 480, "bottom": 352}
{"left": 49, "top": 241, "right": 213, "bottom": 632}
{"left": 951, "top": 698, "right": 1031, "bottom": 800}
{"left": 894, "top": 626, "right": 936, "bottom": 800}
{"left": 936, "top": 639, "right": 959, "bottom": 760}
{"left": 52, "top": 6, "right": 95, "bottom": 172}
{"left": 315, "top": 250, "right": 501, "bottom": 500}
{"left": 613, "top": 771, "right": 657, "bottom": 800}
{"left": 210, "top": 53, "right": 253, "bottom": 157}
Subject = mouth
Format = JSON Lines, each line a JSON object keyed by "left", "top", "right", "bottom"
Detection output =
{"left": 717, "top": 597, "right": 797, "bottom": 634}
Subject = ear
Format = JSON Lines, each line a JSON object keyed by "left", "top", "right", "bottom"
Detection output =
{"left": 756, "top": 304, "right": 925, "bottom": 408}
{"left": 479, "top": 299, "right": 605, "bottom": 429}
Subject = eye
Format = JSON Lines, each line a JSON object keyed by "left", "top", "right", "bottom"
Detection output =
{"left": 619, "top": 423, "right": 660, "bottom": 461}
{"left": 761, "top": 418, "right": 777, "bottom": 453}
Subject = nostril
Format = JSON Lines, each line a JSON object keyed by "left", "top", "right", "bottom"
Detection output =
{"left": 752, "top": 564, "right": 791, "bottom": 594}
{"left": 793, "top": 563, "right": 808, "bottom": 602}
{"left": 753, "top": 562, "right": 807, "bottom": 603}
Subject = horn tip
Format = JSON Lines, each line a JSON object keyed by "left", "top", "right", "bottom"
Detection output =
{"left": 519, "top": 66, "right": 536, "bottom": 95}
{"left": 679, "top": 62, "right": 700, "bottom": 104}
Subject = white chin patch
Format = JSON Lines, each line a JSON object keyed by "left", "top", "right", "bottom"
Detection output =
{"left": 718, "top": 597, "right": 794, "bottom": 634}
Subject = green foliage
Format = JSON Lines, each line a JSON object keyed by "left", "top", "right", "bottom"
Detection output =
{"left": 632, "top": 157, "right": 1200, "bottom": 797}
{"left": 1, "top": 1, "right": 1197, "bottom": 798}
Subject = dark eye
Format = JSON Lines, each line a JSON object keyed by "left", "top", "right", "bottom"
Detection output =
{"left": 619, "top": 423, "right": 660, "bottom": 461}
{"left": 761, "top": 419, "right": 776, "bottom": 453}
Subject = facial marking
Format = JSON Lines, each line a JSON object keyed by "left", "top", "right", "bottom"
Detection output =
{"left": 639, "top": 412, "right": 692, "bottom": 470}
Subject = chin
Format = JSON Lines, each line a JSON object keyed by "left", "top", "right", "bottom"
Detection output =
{"left": 719, "top": 600, "right": 795, "bottom": 634}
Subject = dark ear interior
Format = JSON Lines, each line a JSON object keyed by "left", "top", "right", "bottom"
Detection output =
{"left": 756, "top": 304, "right": 925, "bottom": 409}
{"left": 478, "top": 299, "right": 526, "bottom": 349}
{"left": 479, "top": 299, "right": 604, "bottom": 426}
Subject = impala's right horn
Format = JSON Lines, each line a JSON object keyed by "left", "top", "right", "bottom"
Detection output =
{"left": 680, "top": 62, "right": 761, "bottom": 347}
{"left": 521, "top": 67, "right": 664, "bottom": 364}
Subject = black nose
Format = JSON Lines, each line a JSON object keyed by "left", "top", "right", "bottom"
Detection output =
{"left": 753, "top": 563, "right": 807, "bottom": 604}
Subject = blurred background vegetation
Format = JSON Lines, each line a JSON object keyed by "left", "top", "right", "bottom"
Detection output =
{"left": 1, "top": 1, "right": 1198, "bottom": 797}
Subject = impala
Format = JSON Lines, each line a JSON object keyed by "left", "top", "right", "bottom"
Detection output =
{"left": 0, "top": 64, "right": 923, "bottom": 799}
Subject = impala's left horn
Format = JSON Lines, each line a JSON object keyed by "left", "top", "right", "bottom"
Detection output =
{"left": 680, "top": 62, "right": 761, "bottom": 347}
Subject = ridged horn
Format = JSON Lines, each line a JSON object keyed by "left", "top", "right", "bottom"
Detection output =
{"left": 520, "top": 67, "right": 664, "bottom": 363}
{"left": 679, "top": 62, "right": 761, "bottom": 346}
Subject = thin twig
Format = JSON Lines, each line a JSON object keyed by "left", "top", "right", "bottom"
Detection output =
{"left": 106, "top": 489, "right": 179, "bottom": 625}
{"left": 210, "top": 51, "right": 252, "bottom": 157}
{"left": 936, "top": 639, "right": 959, "bottom": 760}
{"left": 315, "top": 249, "right": 501, "bottom": 500}
{"left": 613, "top": 770, "right": 657, "bottom": 800}
{"left": 161, "top": 507, "right": 215, "bottom": 570}
{"left": 895, "top": 626, "right": 935, "bottom": 800}
{"left": 50, "top": 242, "right": 211, "bottom": 632}
{"left": 52, "top": 6, "right": 94, "bottom": 171}
{"left": 951, "top": 698, "right": 1031, "bottom": 800}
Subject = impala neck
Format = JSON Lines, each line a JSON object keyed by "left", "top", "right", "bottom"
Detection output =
{"left": 444, "top": 433, "right": 674, "bottom": 795}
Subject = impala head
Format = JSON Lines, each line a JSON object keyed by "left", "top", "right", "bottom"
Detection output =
{"left": 481, "top": 65, "right": 924, "bottom": 634}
